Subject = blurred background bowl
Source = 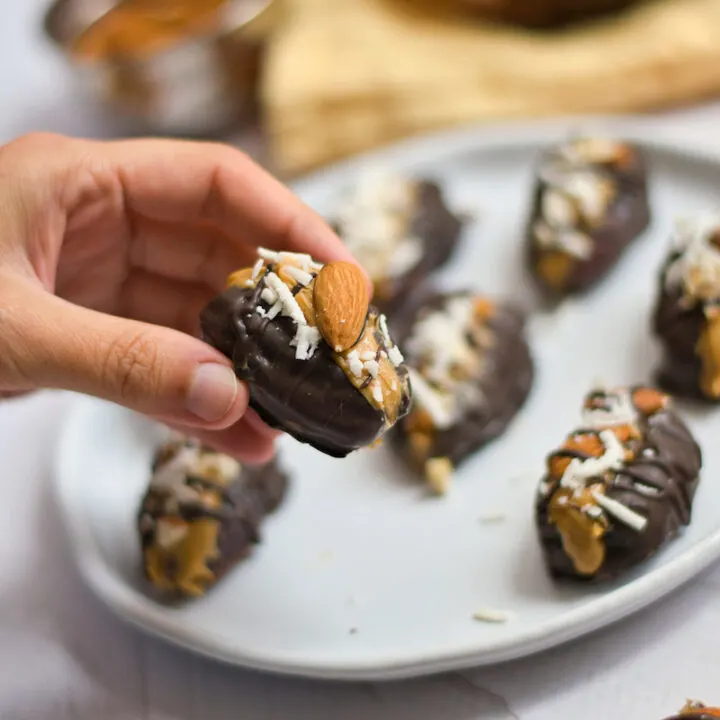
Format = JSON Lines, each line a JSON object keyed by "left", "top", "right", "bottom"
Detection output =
{"left": 44, "top": 0, "right": 279, "bottom": 137}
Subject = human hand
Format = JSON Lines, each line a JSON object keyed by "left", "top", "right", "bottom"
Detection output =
{"left": 0, "top": 133, "right": 355, "bottom": 462}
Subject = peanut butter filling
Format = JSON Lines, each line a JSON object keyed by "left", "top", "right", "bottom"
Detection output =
{"left": 548, "top": 486, "right": 608, "bottom": 576}
{"left": 144, "top": 447, "right": 237, "bottom": 595}
{"left": 697, "top": 309, "right": 720, "bottom": 399}
{"left": 536, "top": 251, "right": 574, "bottom": 290}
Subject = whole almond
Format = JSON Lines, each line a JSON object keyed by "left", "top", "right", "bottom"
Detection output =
{"left": 313, "top": 261, "right": 369, "bottom": 353}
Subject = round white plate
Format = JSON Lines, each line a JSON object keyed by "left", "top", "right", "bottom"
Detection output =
{"left": 56, "top": 119, "right": 720, "bottom": 681}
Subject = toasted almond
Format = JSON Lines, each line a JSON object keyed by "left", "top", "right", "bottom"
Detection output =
{"left": 631, "top": 387, "right": 668, "bottom": 416}
{"left": 313, "top": 262, "right": 369, "bottom": 353}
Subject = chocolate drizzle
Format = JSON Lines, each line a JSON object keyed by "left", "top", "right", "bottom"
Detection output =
{"left": 536, "top": 387, "right": 702, "bottom": 582}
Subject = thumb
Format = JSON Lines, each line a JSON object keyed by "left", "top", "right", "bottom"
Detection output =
{"left": 2, "top": 279, "right": 248, "bottom": 428}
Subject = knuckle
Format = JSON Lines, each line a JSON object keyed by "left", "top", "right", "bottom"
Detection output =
{"left": 101, "top": 328, "right": 163, "bottom": 404}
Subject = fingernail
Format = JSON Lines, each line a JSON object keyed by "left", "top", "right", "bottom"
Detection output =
{"left": 187, "top": 363, "right": 238, "bottom": 422}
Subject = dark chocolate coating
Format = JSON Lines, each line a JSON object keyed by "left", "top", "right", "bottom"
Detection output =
{"left": 333, "top": 180, "right": 464, "bottom": 314}
{"left": 139, "top": 450, "right": 289, "bottom": 600}
{"left": 536, "top": 399, "right": 702, "bottom": 582}
{"left": 201, "top": 284, "right": 410, "bottom": 458}
{"left": 456, "top": 0, "right": 639, "bottom": 28}
{"left": 653, "top": 254, "right": 710, "bottom": 401}
{"left": 391, "top": 290, "right": 534, "bottom": 470}
{"left": 527, "top": 145, "right": 650, "bottom": 296}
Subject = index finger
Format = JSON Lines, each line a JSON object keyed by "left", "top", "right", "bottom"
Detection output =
{"left": 96, "top": 137, "right": 356, "bottom": 267}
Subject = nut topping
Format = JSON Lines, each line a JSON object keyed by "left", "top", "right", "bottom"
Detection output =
{"left": 425, "top": 457, "right": 453, "bottom": 496}
{"left": 313, "top": 261, "right": 370, "bottom": 352}
{"left": 631, "top": 387, "right": 669, "bottom": 415}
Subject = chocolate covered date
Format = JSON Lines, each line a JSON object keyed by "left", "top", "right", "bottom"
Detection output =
{"left": 654, "top": 216, "right": 720, "bottom": 401}
{"left": 527, "top": 137, "right": 650, "bottom": 296}
{"left": 331, "top": 171, "right": 463, "bottom": 312}
{"left": 138, "top": 435, "right": 289, "bottom": 599}
{"left": 201, "top": 249, "right": 412, "bottom": 458}
{"left": 536, "top": 386, "right": 701, "bottom": 582}
{"left": 391, "top": 290, "right": 534, "bottom": 494}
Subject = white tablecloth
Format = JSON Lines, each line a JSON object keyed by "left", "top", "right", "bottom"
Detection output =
{"left": 3, "top": 3, "right": 720, "bottom": 719}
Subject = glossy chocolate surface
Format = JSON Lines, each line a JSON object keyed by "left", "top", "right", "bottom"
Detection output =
{"left": 391, "top": 290, "right": 534, "bottom": 471}
{"left": 537, "top": 389, "right": 702, "bottom": 582}
{"left": 201, "top": 284, "right": 411, "bottom": 458}
{"left": 527, "top": 141, "right": 650, "bottom": 296}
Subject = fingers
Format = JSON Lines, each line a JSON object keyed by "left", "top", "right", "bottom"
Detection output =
{"left": 95, "top": 138, "right": 357, "bottom": 265}
{"left": 127, "top": 218, "right": 254, "bottom": 291}
{"left": 0, "top": 275, "right": 249, "bottom": 429}
{"left": 119, "top": 270, "right": 214, "bottom": 337}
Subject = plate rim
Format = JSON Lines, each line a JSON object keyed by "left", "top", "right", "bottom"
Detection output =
{"left": 55, "top": 118, "right": 720, "bottom": 681}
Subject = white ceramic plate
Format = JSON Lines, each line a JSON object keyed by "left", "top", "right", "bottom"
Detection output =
{"left": 56, "top": 119, "right": 720, "bottom": 681}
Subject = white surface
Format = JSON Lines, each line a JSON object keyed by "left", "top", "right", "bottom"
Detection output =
{"left": 4, "top": 1, "right": 720, "bottom": 718}
{"left": 56, "top": 129, "right": 720, "bottom": 683}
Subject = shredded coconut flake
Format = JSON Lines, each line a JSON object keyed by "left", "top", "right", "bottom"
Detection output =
{"left": 479, "top": 513, "right": 506, "bottom": 524}
{"left": 266, "top": 301, "right": 282, "bottom": 320}
{"left": 292, "top": 325, "right": 322, "bottom": 360}
{"left": 155, "top": 519, "right": 188, "bottom": 549}
{"left": 592, "top": 490, "right": 648, "bottom": 532}
{"left": 665, "top": 214, "right": 720, "bottom": 301}
{"left": 472, "top": 608, "right": 513, "bottom": 624}
{"left": 261, "top": 287, "right": 278, "bottom": 305}
{"left": 250, "top": 258, "right": 264, "bottom": 281}
{"left": 560, "top": 429, "right": 625, "bottom": 489}
{"left": 347, "top": 350, "right": 364, "bottom": 378}
{"left": 388, "top": 345, "right": 404, "bottom": 368}
{"left": 378, "top": 314, "right": 392, "bottom": 345}
{"left": 284, "top": 265, "right": 314, "bottom": 286}
{"left": 258, "top": 247, "right": 280, "bottom": 262}
{"left": 363, "top": 359, "right": 380, "bottom": 378}
{"left": 371, "top": 383, "right": 383, "bottom": 403}
{"left": 335, "top": 171, "right": 419, "bottom": 280}
{"left": 264, "top": 272, "right": 306, "bottom": 325}
{"left": 582, "top": 388, "right": 637, "bottom": 429}
{"left": 407, "top": 368, "right": 456, "bottom": 429}
{"left": 360, "top": 351, "right": 376, "bottom": 361}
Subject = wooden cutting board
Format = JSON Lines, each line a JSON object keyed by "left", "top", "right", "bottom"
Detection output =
{"left": 263, "top": 0, "right": 720, "bottom": 175}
